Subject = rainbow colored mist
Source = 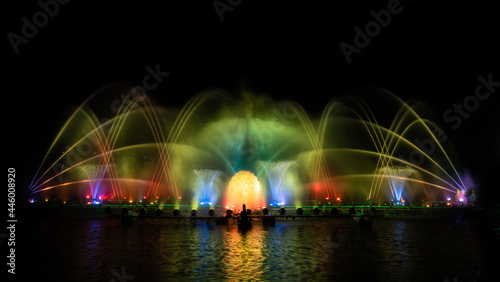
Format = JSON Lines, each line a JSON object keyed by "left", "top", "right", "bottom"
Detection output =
{"left": 28, "top": 86, "right": 470, "bottom": 208}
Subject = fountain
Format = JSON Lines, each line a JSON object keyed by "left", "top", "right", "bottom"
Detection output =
{"left": 191, "top": 169, "right": 223, "bottom": 208}
{"left": 258, "top": 160, "right": 301, "bottom": 207}
{"left": 27, "top": 86, "right": 470, "bottom": 209}
{"left": 225, "top": 171, "right": 263, "bottom": 210}
{"left": 378, "top": 165, "right": 415, "bottom": 205}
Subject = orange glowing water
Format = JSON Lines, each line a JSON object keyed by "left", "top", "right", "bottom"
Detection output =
{"left": 224, "top": 171, "right": 264, "bottom": 210}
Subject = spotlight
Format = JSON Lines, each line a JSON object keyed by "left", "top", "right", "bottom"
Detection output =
{"left": 139, "top": 208, "right": 146, "bottom": 217}
{"left": 262, "top": 208, "right": 269, "bottom": 216}
{"left": 279, "top": 208, "right": 286, "bottom": 215}
{"left": 173, "top": 209, "right": 180, "bottom": 216}
{"left": 208, "top": 209, "right": 215, "bottom": 216}
{"left": 191, "top": 209, "right": 198, "bottom": 217}
{"left": 296, "top": 208, "right": 304, "bottom": 215}
{"left": 313, "top": 207, "right": 320, "bottom": 215}
{"left": 155, "top": 209, "right": 163, "bottom": 217}
{"left": 269, "top": 201, "right": 285, "bottom": 207}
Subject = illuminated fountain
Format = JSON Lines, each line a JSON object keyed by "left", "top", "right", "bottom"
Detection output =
{"left": 191, "top": 169, "right": 223, "bottom": 208}
{"left": 27, "top": 86, "right": 470, "bottom": 208}
{"left": 377, "top": 165, "right": 415, "bottom": 205}
{"left": 225, "top": 171, "right": 263, "bottom": 210}
{"left": 75, "top": 164, "right": 113, "bottom": 203}
{"left": 258, "top": 160, "right": 302, "bottom": 207}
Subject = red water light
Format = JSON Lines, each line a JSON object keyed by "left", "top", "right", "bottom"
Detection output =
{"left": 313, "top": 183, "right": 322, "bottom": 191}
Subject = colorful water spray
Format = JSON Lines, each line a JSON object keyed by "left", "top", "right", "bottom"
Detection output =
{"left": 27, "top": 86, "right": 470, "bottom": 208}
{"left": 191, "top": 169, "right": 223, "bottom": 208}
{"left": 378, "top": 165, "right": 415, "bottom": 205}
{"left": 258, "top": 160, "right": 301, "bottom": 207}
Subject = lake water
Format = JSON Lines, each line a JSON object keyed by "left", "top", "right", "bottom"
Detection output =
{"left": 18, "top": 214, "right": 498, "bottom": 281}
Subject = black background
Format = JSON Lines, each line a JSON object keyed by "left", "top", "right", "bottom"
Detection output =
{"left": 4, "top": 0, "right": 500, "bottom": 202}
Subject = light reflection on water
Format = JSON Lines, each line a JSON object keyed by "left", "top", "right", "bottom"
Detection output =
{"left": 23, "top": 217, "right": 496, "bottom": 281}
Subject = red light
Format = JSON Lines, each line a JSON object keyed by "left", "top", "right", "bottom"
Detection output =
{"left": 178, "top": 197, "right": 182, "bottom": 200}
{"left": 326, "top": 197, "right": 329, "bottom": 200}
{"left": 98, "top": 196, "right": 102, "bottom": 200}
{"left": 336, "top": 197, "right": 341, "bottom": 201}
{"left": 143, "top": 196, "right": 147, "bottom": 199}
{"left": 156, "top": 196, "right": 159, "bottom": 199}
{"left": 86, "top": 195, "right": 90, "bottom": 199}
{"left": 313, "top": 183, "right": 322, "bottom": 191}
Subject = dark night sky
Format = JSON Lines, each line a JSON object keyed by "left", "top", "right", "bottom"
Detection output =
{"left": 4, "top": 1, "right": 500, "bottom": 201}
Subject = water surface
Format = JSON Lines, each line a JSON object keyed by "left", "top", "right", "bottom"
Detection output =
{"left": 21, "top": 216, "right": 496, "bottom": 281}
